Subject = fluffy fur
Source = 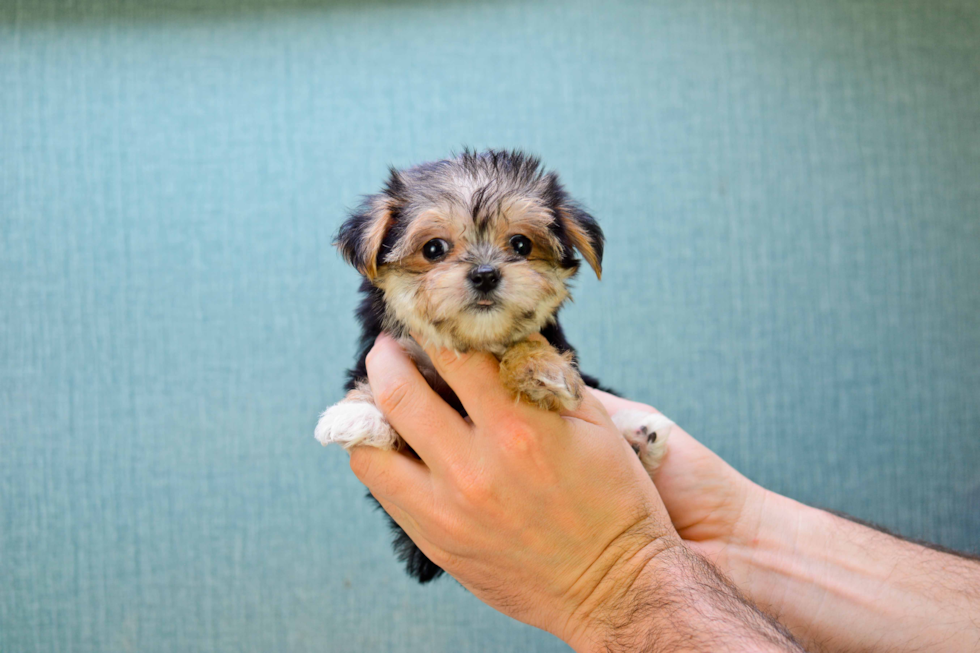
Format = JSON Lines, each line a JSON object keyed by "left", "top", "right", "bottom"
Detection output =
{"left": 316, "top": 149, "right": 672, "bottom": 583}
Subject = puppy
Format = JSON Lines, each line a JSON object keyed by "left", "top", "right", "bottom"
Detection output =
{"left": 315, "top": 149, "right": 672, "bottom": 582}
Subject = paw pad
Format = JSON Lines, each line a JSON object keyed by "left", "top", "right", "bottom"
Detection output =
{"left": 612, "top": 409, "right": 674, "bottom": 474}
{"left": 638, "top": 425, "right": 658, "bottom": 443}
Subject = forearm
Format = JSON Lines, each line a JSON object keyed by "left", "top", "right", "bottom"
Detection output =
{"left": 727, "top": 491, "right": 980, "bottom": 653}
{"left": 567, "top": 543, "right": 804, "bottom": 653}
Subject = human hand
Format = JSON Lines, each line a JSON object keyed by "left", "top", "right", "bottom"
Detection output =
{"left": 589, "top": 391, "right": 772, "bottom": 585}
{"left": 348, "top": 335, "right": 801, "bottom": 652}
{"left": 350, "top": 334, "right": 677, "bottom": 648}
{"left": 592, "top": 392, "right": 980, "bottom": 653}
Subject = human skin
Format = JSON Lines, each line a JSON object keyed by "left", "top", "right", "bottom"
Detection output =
{"left": 349, "top": 335, "right": 980, "bottom": 652}
{"left": 349, "top": 334, "right": 800, "bottom": 652}
{"left": 585, "top": 394, "right": 980, "bottom": 652}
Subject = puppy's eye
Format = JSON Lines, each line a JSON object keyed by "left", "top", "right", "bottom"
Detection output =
{"left": 422, "top": 238, "right": 450, "bottom": 261}
{"left": 509, "top": 234, "right": 533, "bottom": 257}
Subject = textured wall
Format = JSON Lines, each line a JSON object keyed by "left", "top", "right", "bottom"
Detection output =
{"left": 2, "top": 1, "right": 978, "bottom": 651}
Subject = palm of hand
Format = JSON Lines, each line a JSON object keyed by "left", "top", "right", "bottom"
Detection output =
{"left": 591, "top": 391, "right": 765, "bottom": 578}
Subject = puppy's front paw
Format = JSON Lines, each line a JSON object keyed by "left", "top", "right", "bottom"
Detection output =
{"left": 613, "top": 409, "right": 673, "bottom": 473}
{"left": 499, "top": 341, "right": 584, "bottom": 412}
{"left": 315, "top": 399, "right": 400, "bottom": 451}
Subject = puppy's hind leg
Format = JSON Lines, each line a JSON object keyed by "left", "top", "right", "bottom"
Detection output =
{"left": 613, "top": 409, "right": 673, "bottom": 474}
{"left": 314, "top": 382, "right": 401, "bottom": 450}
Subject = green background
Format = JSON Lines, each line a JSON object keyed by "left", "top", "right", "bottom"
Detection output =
{"left": 2, "top": 1, "right": 978, "bottom": 651}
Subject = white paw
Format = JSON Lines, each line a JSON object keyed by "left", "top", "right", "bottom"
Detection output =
{"left": 613, "top": 409, "right": 673, "bottom": 473}
{"left": 314, "top": 401, "right": 400, "bottom": 450}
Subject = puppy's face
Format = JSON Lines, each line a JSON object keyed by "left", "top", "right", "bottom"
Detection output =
{"left": 337, "top": 151, "right": 604, "bottom": 352}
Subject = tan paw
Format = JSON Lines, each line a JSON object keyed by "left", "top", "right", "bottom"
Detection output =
{"left": 613, "top": 409, "right": 673, "bottom": 473}
{"left": 499, "top": 340, "right": 584, "bottom": 412}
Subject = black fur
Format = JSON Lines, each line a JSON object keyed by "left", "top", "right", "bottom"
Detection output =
{"left": 338, "top": 149, "right": 604, "bottom": 279}
{"left": 339, "top": 149, "right": 613, "bottom": 583}
{"left": 335, "top": 168, "right": 409, "bottom": 274}
{"left": 541, "top": 172, "right": 605, "bottom": 271}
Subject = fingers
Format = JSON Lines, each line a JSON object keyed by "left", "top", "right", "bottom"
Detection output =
{"left": 414, "top": 337, "right": 517, "bottom": 427}
{"left": 366, "top": 334, "right": 470, "bottom": 470}
{"left": 371, "top": 493, "right": 423, "bottom": 543}
{"left": 589, "top": 388, "right": 661, "bottom": 418}
{"left": 416, "top": 332, "right": 610, "bottom": 431}
{"left": 561, "top": 386, "right": 615, "bottom": 426}
{"left": 349, "top": 445, "right": 433, "bottom": 512}
{"left": 370, "top": 494, "right": 451, "bottom": 573}
{"left": 351, "top": 446, "right": 456, "bottom": 573}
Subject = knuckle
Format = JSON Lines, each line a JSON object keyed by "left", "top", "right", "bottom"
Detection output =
{"left": 351, "top": 449, "right": 399, "bottom": 495}
{"left": 348, "top": 447, "right": 375, "bottom": 481}
{"left": 435, "top": 347, "right": 464, "bottom": 370}
{"left": 497, "top": 418, "right": 537, "bottom": 454}
{"left": 375, "top": 378, "right": 413, "bottom": 417}
{"left": 365, "top": 346, "right": 379, "bottom": 369}
{"left": 453, "top": 468, "right": 494, "bottom": 505}
{"left": 365, "top": 336, "right": 401, "bottom": 375}
{"left": 365, "top": 341, "right": 388, "bottom": 372}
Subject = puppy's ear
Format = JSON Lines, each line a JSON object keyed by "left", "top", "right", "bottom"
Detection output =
{"left": 560, "top": 204, "right": 604, "bottom": 279}
{"left": 335, "top": 168, "right": 405, "bottom": 279}
{"left": 546, "top": 174, "right": 604, "bottom": 279}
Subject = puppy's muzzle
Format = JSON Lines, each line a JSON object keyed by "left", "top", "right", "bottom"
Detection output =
{"left": 468, "top": 265, "right": 501, "bottom": 294}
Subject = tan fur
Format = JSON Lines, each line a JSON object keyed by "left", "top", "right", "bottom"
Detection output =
{"left": 377, "top": 195, "right": 584, "bottom": 408}
{"left": 320, "top": 152, "right": 673, "bottom": 480}
{"left": 497, "top": 197, "right": 566, "bottom": 254}
{"left": 386, "top": 208, "right": 464, "bottom": 263}
{"left": 375, "top": 202, "right": 574, "bottom": 353}
{"left": 499, "top": 340, "right": 584, "bottom": 412}
{"left": 345, "top": 381, "right": 374, "bottom": 404}
{"left": 339, "top": 153, "right": 606, "bottom": 405}
{"left": 560, "top": 207, "right": 602, "bottom": 278}
{"left": 361, "top": 196, "right": 398, "bottom": 279}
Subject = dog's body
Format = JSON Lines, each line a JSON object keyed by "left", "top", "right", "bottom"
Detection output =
{"left": 315, "top": 150, "right": 672, "bottom": 582}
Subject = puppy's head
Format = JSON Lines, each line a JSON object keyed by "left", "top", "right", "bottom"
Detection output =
{"left": 336, "top": 150, "right": 603, "bottom": 351}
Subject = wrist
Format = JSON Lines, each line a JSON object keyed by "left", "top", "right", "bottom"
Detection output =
{"left": 565, "top": 540, "right": 801, "bottom": 653}
{"left": 561, "top": 534, "right": 683, "bottom": 653}
{"left": 711, "top": 488, "right": 814, "bottom": 615}
{"left": 718, "top": 490, "right": 905, "bottom": 622}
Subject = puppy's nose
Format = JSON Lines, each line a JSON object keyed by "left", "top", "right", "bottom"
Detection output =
{"left": 468, "top": 265, "right": 501, "bottom": 293}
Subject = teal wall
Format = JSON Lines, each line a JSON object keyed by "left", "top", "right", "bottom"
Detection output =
{"left": 2, "top": 1, "right": 978, "bottom": 651}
